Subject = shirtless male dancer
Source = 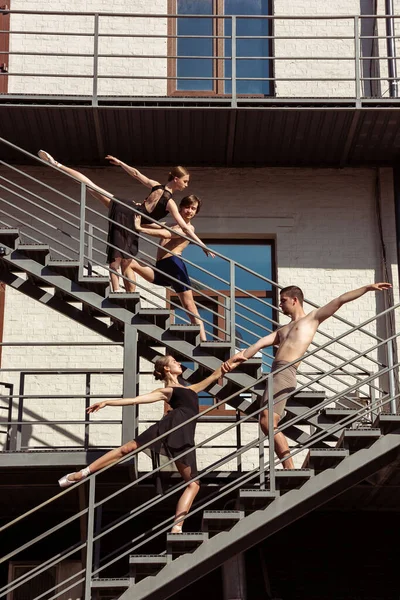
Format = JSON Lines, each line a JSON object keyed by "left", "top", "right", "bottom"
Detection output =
{"left": 228, "top": 282, "right": 392, "bottom": 469}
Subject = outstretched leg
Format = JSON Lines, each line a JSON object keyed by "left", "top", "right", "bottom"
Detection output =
{"left": 259, "top": 409, "right": 295, "bottom": 470}
{"left": 38, "top": 150, "right": 113, "bottom": 208}
{"left": 178, "top": 290, "right": 206, "bottom": 342}
{"left": 171, "top": 461, "right": 200, "bottom": 533}
{"left": 58, "top": 439, "right": 138, "bottom": 487}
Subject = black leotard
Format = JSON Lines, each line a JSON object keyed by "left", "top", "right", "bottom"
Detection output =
{"left": 139, "top": 185, "right": 172, "bottom": 225}
{"left": 106, "top": 185, "right": 172, "bottom": 262}
{"left": 135, "top": 386, "right": 198, "bottom": 479}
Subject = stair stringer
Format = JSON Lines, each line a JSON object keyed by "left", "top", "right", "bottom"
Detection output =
{"left": 120, "top": 431, "right": 400, "bottom": 600}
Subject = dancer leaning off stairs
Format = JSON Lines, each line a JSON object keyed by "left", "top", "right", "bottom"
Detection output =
{"left": 59, "top": 352, "right": 247, "bottom": 534}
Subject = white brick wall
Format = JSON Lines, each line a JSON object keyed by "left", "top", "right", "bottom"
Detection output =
{"left": 9, "top": 1, "right": 168, "bottom": 96}
{"left": 274, "top": 1, "right": 360, "bottom": 98}
{"left": 0, "top": 164, "right": 398, "bottom": 471}
{"left": 7, "top": 1, "right": 400, "bottom": 99}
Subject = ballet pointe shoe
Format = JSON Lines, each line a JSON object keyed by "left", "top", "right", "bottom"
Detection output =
{"left": 58, "top": 473, "right": 78, "bottom": 488}
{"left": 170, "top": 522, "right": 183, "bottom": 534}
{"left": 38, "top": 150, "right": 60, "bottom": 167}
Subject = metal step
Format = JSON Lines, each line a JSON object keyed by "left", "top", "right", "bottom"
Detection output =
{"left": 137, "top": 308, "right": 171, "bottom": 328}
{"left": 106, "top": 291, "right": 141, "bottom": 312}
{"left": 92, "top": 578, "right": 130, "bottom": 589}
{"left": 373, "top": 414, "right": 400, "bottom": 434}
{"left": 337, "top": 428, "right": 381, "bottom": 451}
{"left": 323, "top": 407, "right": 364, "bottom": 422}
{"left": 292, "top": 390, "right": 326, "bottom": 408}
{"left": 129, "top": 555, "right": 169, "bottom": 584}
{"left": 271, "top": 468, "right": 314, "bottom": 491}
{"left": 166, "top": 532, "right": 208, "bottom": 559}
{"left": 202, "top": 510, "right": 244, "bottom": 535}
{"left": 78, "top": 276, "right": 109, "bottom": 296}
{"left": 0, "top": 227, "right": 20, "bottom": 249}
{"left": 163, "top": 324, "right": 201, "bottom": 345}
{"left": 47, "top": 259, "right": 80, "bottom": 280}
{"left": 238, "top": 488, "right": 278, "bottom": 513}
{"left": 17, "top": 243, "right": 50, "bottom": 264}
{"left": 198, "top": 341, "right": 232, "bottom": 359}
{"left": 302, "top": 447, "right": 349, "bottom": 470}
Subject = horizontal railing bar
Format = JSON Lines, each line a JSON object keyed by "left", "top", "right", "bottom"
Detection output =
{"left": 0, "top": 159, "right": 82, "bottom": 205}
{"left": 0, "top": 173, "right": 80, "bottom": 222}
{"left": 0, "top": 213, "right": 75, "bottom": 260}
{"left": 4, "top": 10, "right": 394, "bottom": 19}
{"left": 0, "top": 368, "right": 123, "bottom": 373}
{"left": 0, "top": 341, "right": 121, "bottom": 346}
{"left": 0, "top": 51, "right": 360, "bottom": 60}
{"left": 0, "top": 182, "right": 81, "bottom": 232}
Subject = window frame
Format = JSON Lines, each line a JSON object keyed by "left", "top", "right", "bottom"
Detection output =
{"left": 0, "top": 1, "right": 10, "bottom": 94}
{"left": 166, "top": 237, "right": 277, "bottom": 414}
{"left": 167, "top": 0, "right": 274, "bottom": 97}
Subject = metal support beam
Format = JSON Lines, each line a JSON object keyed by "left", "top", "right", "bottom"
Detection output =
{"left": 222, "top": 553, "right": 247, "bottom": 600}
{"left": 122, "top": 324, "right": 139, "bottom": 444}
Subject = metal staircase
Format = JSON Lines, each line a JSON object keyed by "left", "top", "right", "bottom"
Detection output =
{"left": 0, "top": 139, "right": 399, "bottom": 600}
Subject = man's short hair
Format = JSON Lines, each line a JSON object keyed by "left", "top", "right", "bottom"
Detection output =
{"left": 179, "top": 194, "right": 202, "bottom": 214}
{"left": 280, "top": 285, "right": 304, "bottom": 306}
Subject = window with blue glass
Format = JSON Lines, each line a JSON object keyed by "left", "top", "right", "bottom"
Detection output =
{"left": 168, "top": 239, "right": 276, "bottom": 410}
{"left": 169, "top": 0, "right": 272, "bottom": 96}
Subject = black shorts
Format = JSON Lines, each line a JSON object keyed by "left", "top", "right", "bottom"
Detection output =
{"left": 153, "top": 256, "right": 191, "bottom": 293}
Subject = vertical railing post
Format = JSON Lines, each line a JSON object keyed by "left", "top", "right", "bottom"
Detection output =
{"left": 16, "top": 373, "right": 25, "bottom": 452}
{"left": 87, "top": 224, "right": 93, "bottom": 276}
{"left": 92, "top": 13, "right": 99, "bottom": 107}
{"left": 354, "top": 15, "right": 361, "bottom": 105}
{"left": 84, "top": 476, "right": 96, "bottom": 600}
{"left": 268, "top": 374, "right": 275, "bottom": 493}
{"left": 258, "top": 420, "right": 265, "bottom": 489}
{"left": 229, "top": 260, "right": 236, "bottom": 353}
{"left": 79, "top": 183, "right": 86, "bottom": 280}
{"left": 387, "top": 341, "right": 397, "bottom": 413}
{"left": 122, "top": 325, "right": 139, "bottom": 441}
{"left": 231, "top": 15, "right": 237, "bottom": 108}
{"left": 84, "top": 373, "right": 91, "bottom": 449}
{"left": 236, "top": 410, "right": 242, "bottom": 472}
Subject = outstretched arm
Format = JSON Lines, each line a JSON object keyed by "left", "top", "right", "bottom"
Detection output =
{"left": 106, "top": 155, "right": 159, "bottom": 189}
{"left": 238, "top": 331, "right": 279, "bottom": 360}
{"left": 135, "top": 214, "right": 179, "bottom": 240}
{"left": 87, "top": 388, "right": 172, "bottom": 413}
{"left": 190, "top": 352, "right": 247, "bottom": 394}
{"left": 314, "top": 282, "right": 392, "bottom": 325}
{"left": 167, "top": 199, "right": 215, "bottom": 258}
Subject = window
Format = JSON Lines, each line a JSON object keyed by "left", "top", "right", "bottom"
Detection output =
{"left": 168, "top": 0, "right": 273, "bottom": 96}
{"left": 168, "top": 239, "right": 276, "bottom": 412}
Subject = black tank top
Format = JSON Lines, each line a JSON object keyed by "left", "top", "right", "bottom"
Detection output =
{"left": 140, "top": 185, "right": 172, "bottom": 224}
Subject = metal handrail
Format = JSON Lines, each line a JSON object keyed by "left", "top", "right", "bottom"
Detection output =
{"left": 2, "top": 322, "right": 398, "bottom": 541}
{"left": 0, "top": 144, "right": 394, "bottom": 403}
{"left": 3, "top": 358, "right": 399, "bottom": 597}
{"left": 0, "top": 11, "right": 399, "bottom": 106}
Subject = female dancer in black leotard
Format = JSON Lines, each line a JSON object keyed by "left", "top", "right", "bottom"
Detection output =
{"left": 58, "top": 352, "right": 246, "bottom": 532}
{"left": 37, "top": 151, "right": 211, "bottom": 293}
